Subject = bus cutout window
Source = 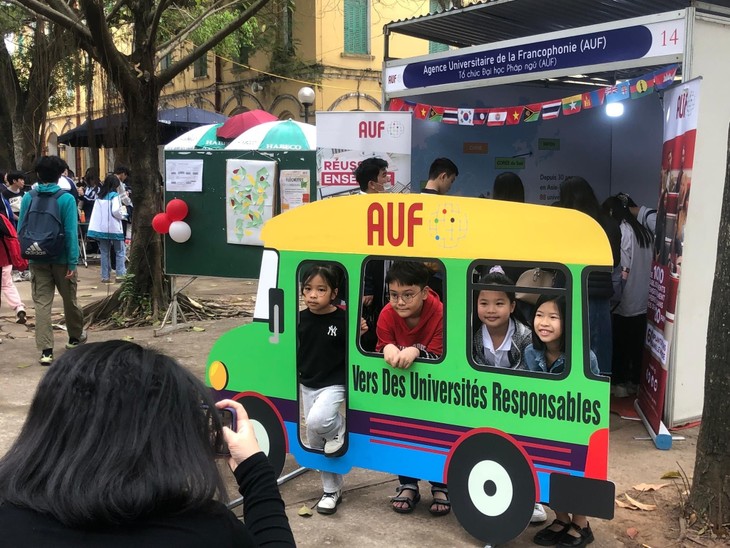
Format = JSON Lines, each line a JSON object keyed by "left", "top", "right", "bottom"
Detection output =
{"left": 360, "top": 257, "right": 445, "bottom": 364}
{"left": 296, "top": 262, "right": 349, "bottom": 456}
{"left": 469, "top": 262, "right": 570, "bottom": 377}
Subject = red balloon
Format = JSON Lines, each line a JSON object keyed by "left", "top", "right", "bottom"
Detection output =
{"left": 166, "top": 198, "right": 189, "bottom": 221}
{"left": 152, "top": 212, "right": 172, "bottom": 234}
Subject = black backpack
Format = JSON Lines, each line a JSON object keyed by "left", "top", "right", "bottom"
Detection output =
{"left": 19, "top": 189, "right": 66, "bottom": 259}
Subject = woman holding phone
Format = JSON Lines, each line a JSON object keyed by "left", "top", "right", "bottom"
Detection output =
{"left": 0, "top": 340, "right": 295, "bottom": 547}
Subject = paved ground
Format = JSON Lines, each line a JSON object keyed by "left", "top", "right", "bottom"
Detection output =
{"left": 0, "top": 265, "right": 711, "bottom": 547}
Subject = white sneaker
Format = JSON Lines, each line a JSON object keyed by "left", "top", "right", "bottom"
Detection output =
{"left": 531, "top": 503, "right": 548, "bottom": 523}
{"left": 324, "top": 419, "right": 346, "bottom": 457}
{"left": 316, "top": 490, "right": 342, "bottom": 515}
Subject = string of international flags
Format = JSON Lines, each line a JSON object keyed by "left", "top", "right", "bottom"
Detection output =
{"left": 387, "top": 64, "right": 679, "bottom": 126}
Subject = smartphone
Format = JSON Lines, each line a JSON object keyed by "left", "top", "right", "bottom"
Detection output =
{"left": 204, "top": 405, "right": 237, "bottom": 456}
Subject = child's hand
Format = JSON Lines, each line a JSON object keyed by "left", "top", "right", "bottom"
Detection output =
{"left": 383, "top": 344, "right": 400, "bottom": 367}
{"left": 359, "top": 317, "right": 368, "bottom": 335}
{"left": 215, "top": 399, "right": 261, "bottom": 470}
{"left": 384, "top": 345, "right": 419, "bottom": 369}
{"left": 395, "top": 346, "right": 420, "bottom": 369}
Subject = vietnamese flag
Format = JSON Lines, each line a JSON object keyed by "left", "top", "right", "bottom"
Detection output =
{"left": 506, "top": 106, "right": 524, "bottom": 125}
{"left": 414, "top": 103, "right": 430, "bottom": 120}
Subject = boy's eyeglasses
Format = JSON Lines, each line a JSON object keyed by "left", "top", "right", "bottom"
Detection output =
{"left": 388, "top": 289, "right": 424, "bottom": 303}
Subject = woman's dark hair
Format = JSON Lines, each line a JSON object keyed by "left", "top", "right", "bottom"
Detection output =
{"left": 97, "top": 174, "right": 121, "bottom": 199}
{"left": 493, "top": 172, "right": 525, "bottom": 203}
{"left": 0, "top": 340, "right": 227, "bottom": 526}
{"left": 300, "top": 263, "right": 342, "bottom": 295}
{"left": 531, "top": 294, "right": 566, "bottom": 352}
{"left": 602, "top": 196, "right": 653, "bottom": 248}
{"left": 558, "top": 176, "right": 601, "bottom": 221}
{"left": 477, "top": 270, "right": 516, "bottom": 303}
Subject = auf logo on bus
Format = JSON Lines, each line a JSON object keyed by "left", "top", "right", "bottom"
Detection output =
{"left": 359, "top": 120, "right": 385, "bottom": 138}
{"left": 367, "top": 202, "right": 423, "bottom": 247}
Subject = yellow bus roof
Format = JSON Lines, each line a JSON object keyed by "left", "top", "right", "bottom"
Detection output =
{"left": 262, "top": 194, "right": 612, "bottom": 265}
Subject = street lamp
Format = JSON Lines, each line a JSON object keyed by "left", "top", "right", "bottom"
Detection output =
{"left": 297, "top": 86, "right": 315, "bottom": 124}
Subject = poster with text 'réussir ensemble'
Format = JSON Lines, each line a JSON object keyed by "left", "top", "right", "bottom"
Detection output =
{"left": 316, "top": 111, "right": 412, "bottom": 198}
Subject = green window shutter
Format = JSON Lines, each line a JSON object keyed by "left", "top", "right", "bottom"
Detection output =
{"left": 344, "top": 0, "right": 368, "bottom": 54}
{"left": 194, "top": 54, "right": 208, "bottom": 77}
{"left": 428, "top": 0, "right": 448, "bottom": 53}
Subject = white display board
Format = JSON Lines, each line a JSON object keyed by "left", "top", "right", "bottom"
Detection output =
{"left": 316, "top": 111, "right": 412, "bottom": 198}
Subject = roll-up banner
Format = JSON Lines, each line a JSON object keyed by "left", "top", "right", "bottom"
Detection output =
{"left": 638, "top": 78, "right": 701, "bottom": 447}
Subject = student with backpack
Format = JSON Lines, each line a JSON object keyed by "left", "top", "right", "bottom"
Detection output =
{"left": 17, "top": 155, "right": 86, "bottom": 365}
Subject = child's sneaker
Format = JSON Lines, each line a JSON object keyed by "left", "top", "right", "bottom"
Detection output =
{"left": 65, "top": 331, "right": 88, "bottom": 349}
{"left": 531, "top": 503, "right": 548, "bottom": 523}
{"left": 324, "top": 419, "right": 347, "bottom": 457}
{"left": 316, "top": 490, "right": 342, "bottom": 515}
{"left": 39, "top": 349, "right": 53, "bottom": 365}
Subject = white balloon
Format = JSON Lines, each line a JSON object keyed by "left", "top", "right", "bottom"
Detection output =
{"left": 168, "top": 221, "right": 191, "bottom": 243}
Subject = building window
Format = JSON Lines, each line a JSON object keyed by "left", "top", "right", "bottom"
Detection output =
{"left": 159, "top": 53, "right": 172, "bottom": 70}
{"left": 344, "top": 0, "right": 368, "bottom": 55}
{"left": 194, "top": 53, "right": 208, "bottom": 78}
{"left": 429, "top": 0, "right": 449, "bottom": 53}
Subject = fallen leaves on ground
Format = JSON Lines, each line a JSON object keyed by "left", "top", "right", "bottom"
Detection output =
{"left": 661, "top": 470, "right": 682, "bottom": 479}
{"left": 633, "top": 482, "right": 669, "bottom": 492}
{"left": 616, "top": 493, "right": 657, "bottom": 511}
{"left": 627, "top": 527, "right": 639, "bottom": 539}
{"left": 298, "top": 505, "right": 313, "bottom": 517}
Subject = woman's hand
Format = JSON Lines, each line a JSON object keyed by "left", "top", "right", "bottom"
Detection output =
{"left": 215, "top": 399, "right": 261, "bottom": 470}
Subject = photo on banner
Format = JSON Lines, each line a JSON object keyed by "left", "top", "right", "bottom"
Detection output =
{"left": 316, "top": 111, "right": 412, "bottom": 198}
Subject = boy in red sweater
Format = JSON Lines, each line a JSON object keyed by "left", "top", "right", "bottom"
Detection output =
{"left": 376, "top": 260, "right": 443, "bottom": 368}
{"left": 375, "top": 260, "right": 449, "bottom": 515}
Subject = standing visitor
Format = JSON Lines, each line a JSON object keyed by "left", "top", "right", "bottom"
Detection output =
{"left": 421, "top": 157, "right": 458, "bottom": 195}
{"left": 17, "top": 155, "right": 85, "bottom": 365}
{"left": 88, "top": 175, "right": 126, "bottom": 284}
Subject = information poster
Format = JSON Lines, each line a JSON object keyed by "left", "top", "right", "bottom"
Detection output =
{"left": 279, "top": 169, "right": 310, "bottom": 211}
{"left": 165, "top": 159, "right": 204, "bottom": 192}
{"left": 316, "top": 112, "right": 412, "bottom": 198}
{"left": 225, "top": 159, "right": 276, "bottom": 246}
{"left": 638, "top": 79, "right": 700, "bottom": 433}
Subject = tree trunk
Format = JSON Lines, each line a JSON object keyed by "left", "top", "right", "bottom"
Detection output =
{"left": 123, "top": 85, "right": 168, "bottom": 319}
{"left": 689, "top": 123, "right": 730, "bottom": 533}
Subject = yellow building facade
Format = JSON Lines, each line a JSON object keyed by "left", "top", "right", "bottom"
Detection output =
{"left": 45, "top": 0, "right": 453, "bottom": 176}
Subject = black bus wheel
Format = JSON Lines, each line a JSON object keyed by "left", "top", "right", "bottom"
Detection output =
{"left": 447, "top": 430, "right": 536, "bottom": 545}
{"left": 238, "top": 394, "right": 288, "bottom": 478}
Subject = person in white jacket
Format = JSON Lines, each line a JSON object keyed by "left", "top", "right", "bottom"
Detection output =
{"left": 87, "top": 175, "right": 126, "bottom": 283}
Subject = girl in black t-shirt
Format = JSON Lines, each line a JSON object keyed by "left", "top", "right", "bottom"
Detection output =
{"left": 297, "top": 264, "right": 366, "bottom": 515}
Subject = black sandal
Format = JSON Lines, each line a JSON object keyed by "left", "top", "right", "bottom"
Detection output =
{"left": 534, "top": 518, "right": 571, "bottom": 546}
{"left": 391, "top": 484, "right": 420, "bottom": 514}
{"left": 429, "top": 486, "right": 451, "bottom": 516}
{"left": 557, "top": 522, "right": 594, "bottom": 547}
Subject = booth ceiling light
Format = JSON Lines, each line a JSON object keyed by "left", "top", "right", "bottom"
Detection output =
{"left": 606, "top": 102, "right": 624, "bottom": 117}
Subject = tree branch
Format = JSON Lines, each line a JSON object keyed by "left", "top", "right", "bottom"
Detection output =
{"left": 158, "top": 0, "right": 270, "bottom": 86}
{"left": 7, "top": 0, "right": 93, "bottom": 43}
{"left": 156, "top": 0, "right": 239, "bottom": 55}
{"left": 147, "top": 0, "right": 177, "bottom": 50}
